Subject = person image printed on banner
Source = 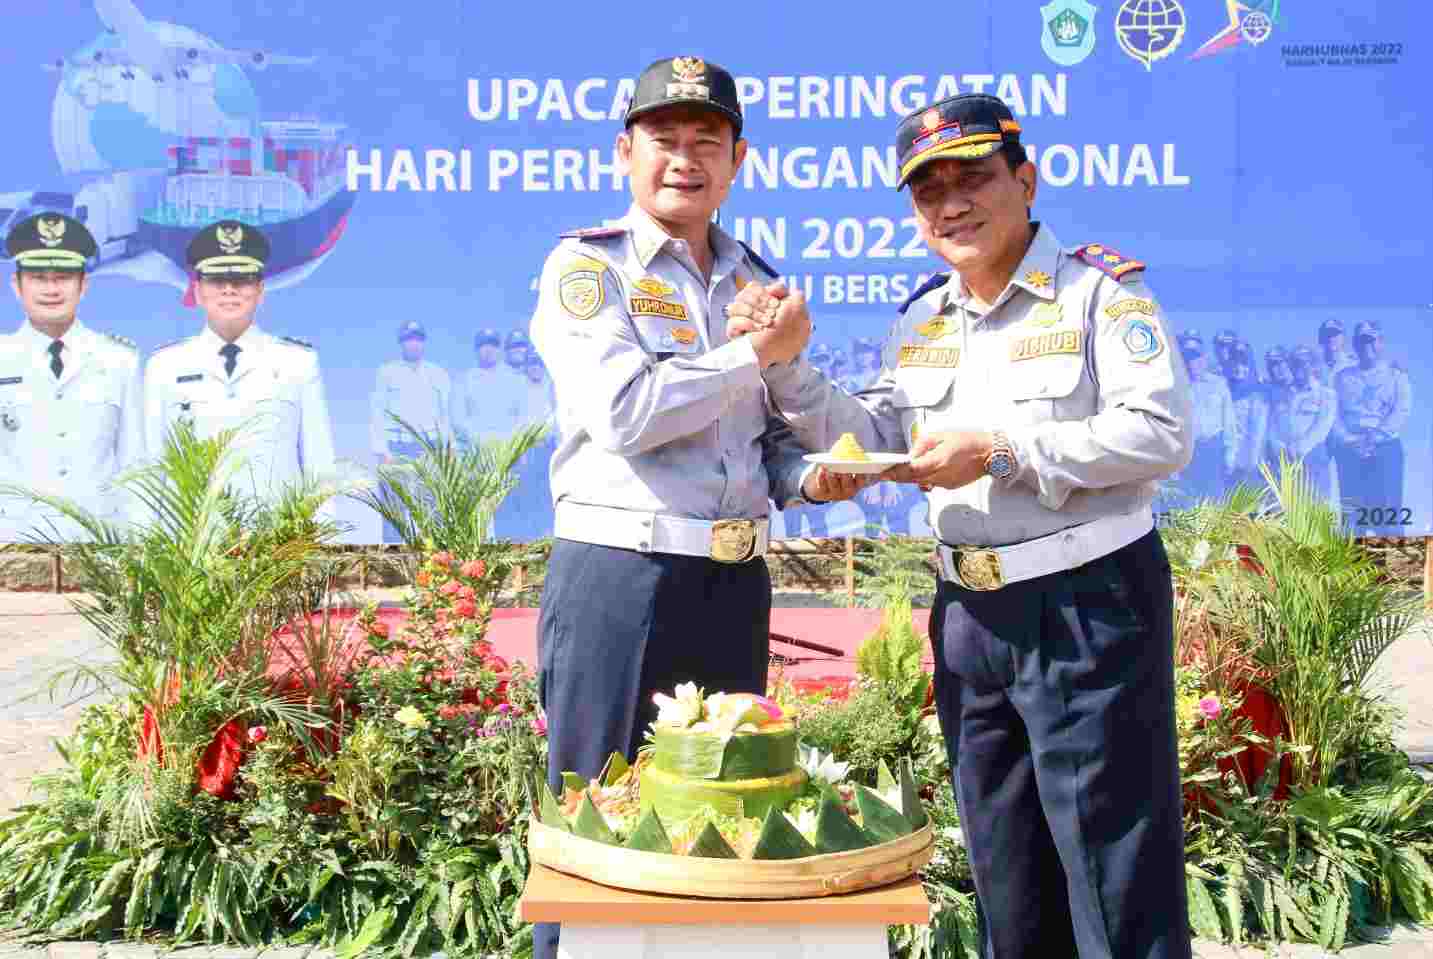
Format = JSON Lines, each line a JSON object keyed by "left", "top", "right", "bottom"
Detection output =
{"left": 1331, "top": 321, "right": 1410, "bottom": 534}
{"left": 1319, "top": 317, "right": 1357, "bottom": 379}
{"left": 494, "top": 329, "right": 540, "bottom": 538}
{"left": 1, "top": 213, "right": 143, "bottom": 541}
{"left": 506, "top": 349, "right": 557, "bottom": 541}
{"left": 1262, "top": 346, "right": 1295, "bottom": 466}
{"left": 525, "top": 55, "right": 860, "bottom": 959}
{"left": 143, "top": 220, "right": 337, "bottom": 519}
{"left": 1270, "top": 344, "right": 1337, "bottom": 500}
{"left": 452, "top": 328, "right": 523, "bottom": 451}
{"left": 726, "top": 93, "right": 1195, "bottom": 959}
{"left": 1177, "top": 330, "right": 1234, "bottom": 503}
{"left": 370, "top": 320, "right": 451, "bottom": 542}
{"left": 1225, "top": 339, "right": 1270, "bottom": 491}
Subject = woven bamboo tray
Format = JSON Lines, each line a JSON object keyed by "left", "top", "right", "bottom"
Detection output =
{"left": 527, "top": 815, "right": 935, "bottom": 899}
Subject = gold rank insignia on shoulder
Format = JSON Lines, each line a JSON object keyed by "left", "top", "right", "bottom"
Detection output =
{"left": 558, "top": 257, "right": 607, "bottom": 320}
{"left": 629, "top": 296, "right": 690, "bottom": 322}
{"left": 1023, "top": 269, "right": 1053, "bottom": 290}
{"left": 913, "top": 316, "right": 949, "bottom": 340}
{"left": 1010, "top": 329, "right": 1082, "bottom": 361}
{"left": 898, "top": 345, "right": 960, "bottom": 368}
{"left": 1027, "top": 303, "right": 1063, "bottom": 328}
{"left": 1074, "top": 244, "right": 1146, "bottom": 282}
{"left": 101, "top": 331, "right": 136, "bottom": 349}
{"left": 279, "top": 335, "right": 315, "bottom": 350}
{"left": 1104, "top": 297, "right": 1156, "bottom": 322}
{"left": 633, "top": 276, "right": 676, "bottom": 298}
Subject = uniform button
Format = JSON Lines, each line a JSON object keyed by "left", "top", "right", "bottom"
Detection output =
{"left": 640, "top": 519, "right": 651, "bottom": 528}
{"left": 638, "top": 541, "right": 649, "bottom": 550}
{"left": 58, "top": 469, "right": 68, "bottom": 477}
{"left": 58, "top": 432, "right": 67, "bottom": 438}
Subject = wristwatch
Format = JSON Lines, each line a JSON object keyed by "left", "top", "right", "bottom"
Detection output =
{"left": 984, "top": 430, "right": 1016, "bottom": 481}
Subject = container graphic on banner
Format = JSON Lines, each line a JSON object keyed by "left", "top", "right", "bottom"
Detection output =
{"left": 10, "top": 0, "right": 352, "bottom": 296}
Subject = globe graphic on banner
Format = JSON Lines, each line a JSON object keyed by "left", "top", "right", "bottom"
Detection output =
{"left": 50, "top": 23, "right": 259, "bottom": 175}
{"left": 1242, "top": 11, "right": 1274, "bottom": 44}
{"left": 1115, "top": 0, "right": 1187, "bottom": 70}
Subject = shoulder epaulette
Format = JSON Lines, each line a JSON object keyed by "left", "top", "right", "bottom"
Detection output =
{"left": 897, "top": 272, "right": 951, "bottom": 314}
{"left": 559, "top": 225, "right": 627, "bottom": 241}
{"left": 739, "top": 241, "right": 780, "bottom": 280}
{"left": 150, "top": 336, "right": 193, "bottom": 355}
{"left": 278, "top": 335, "right": 315, "bottom": 350}
{"left": 100, "top": 331, "right": 137, "bottom": 350}
{"left": 1072, "top": 243, "right": 1146, "bottom": 282}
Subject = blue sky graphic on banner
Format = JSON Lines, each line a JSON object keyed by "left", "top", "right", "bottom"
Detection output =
{"left": 1, "top": 1, "right": 1428, "bottom": 543}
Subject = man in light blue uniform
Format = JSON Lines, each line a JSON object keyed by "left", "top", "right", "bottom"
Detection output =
{"left": 1227, "top": 339, "right": 1269, "bottom": 491}
{"left": 1331, "top": 321, "right": 1410, "bottom": 534}
{"left": 370, "top": 320, "right": 451, "bottom": 542}
{"left": 1272, "top": 344, "right": 1337, "bottom": 499}
{"left": 526, "top": 56, "right": 860, "bottom": 959}
{"left": 728, "top": 93, "right": 1194, "bottom": 959}
{"left": 452, "top": 328, "right": 523, "bottom": 452}
{"left": 1178, "top": 330, "right": 1234, "bottom": 502}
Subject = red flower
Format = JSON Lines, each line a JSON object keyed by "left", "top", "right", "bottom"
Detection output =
{"left": 439, "top": 580, "right": 462, "bottom": 597}
{"left": 197, "top": 720, "right": 247, "bottom": 800}
{"left": 484, "top": 654, "right": 510, "bottom": 674}
{"left": 460, "top": 559, "right": 487, "bottom": 579}
{"left": 369, "top": 621, "right": 390, "bottom": 639}
{"left": 248, "top": 725, "right": 268, "bottom": 744}
{"left": 454, "top": 598, "right": 477, "bottom": 619}
{"left": 432, "top": 551, "right": 454, "bottom": 567}
{"left": 415, "top": 570, "right": 431, "bottom": 587}
{"left": 471, "top": 640, "right": 494, "bottom": 659}
{"left": 458, "top": 585, "right": 476, "bottom": 601}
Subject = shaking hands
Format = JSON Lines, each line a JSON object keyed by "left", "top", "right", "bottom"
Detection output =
{"left": 725, "top": 280, "right": 812, "bottom": 367}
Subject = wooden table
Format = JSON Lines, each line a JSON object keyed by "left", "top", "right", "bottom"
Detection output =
{"left": 521, "top": 864, "right": 931, "bottom": 958}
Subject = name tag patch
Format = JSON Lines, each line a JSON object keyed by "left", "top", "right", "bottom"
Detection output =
{"left": 1010, "top": 330, "right": 1082, "bottom": 361}
{"left": 629, "top": 296, "right": 689, "bottom": 322}
{"left": 1104, "top": 297, "right": 1156, "bottom": 321}
{"left": 177, "top": 373, "right": 203, "bottom": 383}
{"left": 0, "top": 377, "right": 22, "bottom": 386}
{"left": 898, "top": 345, "right": 960, "bottom": 368}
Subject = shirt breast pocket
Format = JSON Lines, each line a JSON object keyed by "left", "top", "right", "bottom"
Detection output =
{"left": 1005, "top": 355, "right": 1086, "bottom": 425}
{"left": 631, "top": 315, "right": 701, "bottom": 356}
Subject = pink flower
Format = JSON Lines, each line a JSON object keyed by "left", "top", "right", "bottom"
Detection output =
{"left": 458, "top": 585, "right": 476, "bottom": 601}
{"left": 454, "top": 598, "right": 477, "bottom": 619}
{"left": 247, "top": 725, "right": 268, "bottom": 744}
{"left": 460, "top": 560, "right": 487, "bottom": 579}
{"left": 497, "top": 703, "right": 512, "bottom": 715}
{"left": 432, "top": 551, "right": 454, "bottom": 567}
{"left": 1197, "top": 696, "right": 1222, "bottom": 721}
{"left": 531, "top": 716, "right": 548, "bottom": 735}
{"left": 439, "top": 580, "right": 462, "bottom": 597}
{"left": 369, "top": 621, "right": 390, "bottom": 638}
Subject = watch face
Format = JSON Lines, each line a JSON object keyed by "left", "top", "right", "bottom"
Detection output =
{"left": 989, "top": 453, "right": 1014, "bottom": 478}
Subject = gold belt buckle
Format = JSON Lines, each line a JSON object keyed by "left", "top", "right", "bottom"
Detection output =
{"left": 710, "top": 519, "right": 758, "bottom": 563}
{"left": 954, "top": 548, "right": 1004, "bottom": 591}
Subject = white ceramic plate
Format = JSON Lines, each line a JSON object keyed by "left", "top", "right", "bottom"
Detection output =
{"left": 802, "top": 452, "right": 909, "bottom": 475}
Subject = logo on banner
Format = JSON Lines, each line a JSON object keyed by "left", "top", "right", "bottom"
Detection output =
{"left": 1041, "top": 0, "right": 1098, "bottom": 66}
{"left": 1190, "top": 0, "right": 1279, "bottom": 59}
{"left": 1115, "top": 0, "right": 1187, "bottom": 70}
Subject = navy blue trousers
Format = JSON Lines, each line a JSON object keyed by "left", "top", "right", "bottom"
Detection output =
{"left": 532, "top": 539, "right": 771, "bottom": 959}
{"left": 931, "top": 530, "right": 1191, "bottom": 959}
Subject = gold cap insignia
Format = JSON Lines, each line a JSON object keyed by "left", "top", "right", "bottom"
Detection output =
{"left": 914, "top": 317, "right": 948, "bottom": 340}
{"left": 672, "top": 57, "right": 706, "bottom": 83}
{"left": 37, "top": 217, "right": 66, "bottom": 248}
{"left": 217, "top": 224, "right": 244, "bottom": 254}
{"left": 922, "top": 109, "right": 943, "bottom": 130}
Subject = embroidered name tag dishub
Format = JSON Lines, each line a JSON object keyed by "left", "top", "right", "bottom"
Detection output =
{"left": 629, "top": 296, "right": 689, "bottom": 321}
{"left": 898, "top": 345, "right": 960, "bottom": 368}
{"left": 1010, "top": 330, "right": 1082, "bottom": 361}
{"left": 177, "top": 373, "right": 203, "bottom": 383}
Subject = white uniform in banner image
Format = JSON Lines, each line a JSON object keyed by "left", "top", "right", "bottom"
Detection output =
{"left": 452, "top": 327, "right": 523, "bottom": 450}
{"left": 1, "top": 213, "right": 143, "bottom": 541}
{"left": 1269, "top": 345, "right": 1337, "bottom": 501}
{"left": 144, "top": 221, "right": 337, "bottom": 520}
{"left": 370, "top": 320, "right": 452, "bottom": 460}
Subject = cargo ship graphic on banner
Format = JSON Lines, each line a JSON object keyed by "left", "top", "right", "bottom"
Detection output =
{"left": 0, "top": 0, "right": 352, "bottom": 299}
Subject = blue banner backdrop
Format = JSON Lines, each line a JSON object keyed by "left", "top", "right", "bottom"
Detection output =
{"left": 1, "top": 1, "right": 1428, "bottom": 542}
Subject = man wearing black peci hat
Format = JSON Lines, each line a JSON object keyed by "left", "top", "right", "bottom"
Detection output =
{"left": 728, "top": 93, "right": 1195, "bottom": 958}
{"left": 525, "top": 56, "right": 865, "bottom": 959}
{"left": 1, "top": 213, "right": 144, "bottom": 541}
{"left": 144, "top": 219, "right": 336, "bottom": 518}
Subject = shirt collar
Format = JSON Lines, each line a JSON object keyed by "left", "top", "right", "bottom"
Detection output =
{"left": 623, "top": 203, "right": 742, "bottom": 276}
{"left": 17, "top": 318, "right": 87, "bottom": 354}
{"left": 947, "top": 222, "right": 1062, "bottom": 315}
{"left": 199, "top": 322, "right": 264, "bottom": 355}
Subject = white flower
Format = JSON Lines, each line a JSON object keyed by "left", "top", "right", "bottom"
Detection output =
{"left": 652, "top": 682, "right": 704, "bottom": 728}
{"left": 704, "top": 692, "right": 769, "bottom": 735}
{"left": 797, "top": 744, "right": 851, "bottom": 786}
{"left": 1191, "top": 539, "right": 1212, "bottom": 570}
{"left": 791, "top": 807, "right": 820, "bottom": 843}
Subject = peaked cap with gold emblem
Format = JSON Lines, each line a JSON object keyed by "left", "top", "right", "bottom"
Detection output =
{"left": 5, "top": 213, "right": 98, "bottom": 272}
{"left": 186, "top": 220, "right": 270, "bottom": 277}
{"left": 895, "top": 93, "right": 1023, "bottom": 189}
{"left": 625, "top": 56, "right": 743, "bottom": 138}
